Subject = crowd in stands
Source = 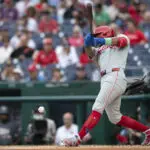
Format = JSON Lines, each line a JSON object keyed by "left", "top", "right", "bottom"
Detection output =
{"left": 0, "top": 0, "right": 150, "bottom": 82}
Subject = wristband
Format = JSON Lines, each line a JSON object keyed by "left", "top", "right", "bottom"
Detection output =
{"left": 104, "top": 38, "right": 112, "bottom": 45}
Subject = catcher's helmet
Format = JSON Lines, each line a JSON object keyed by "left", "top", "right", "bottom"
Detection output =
{"left": 93, "top": 26, "right": 115, "bottom": 38}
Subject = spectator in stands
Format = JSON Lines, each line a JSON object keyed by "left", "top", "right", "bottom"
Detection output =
{"left": 0, "top": 105, "right": 21, "bottom": 145}
{"left": 56, "top": 42, "right": 78, "bottom": 69}
{"left": 68, "top": 25, "right": 84, "bottom": 47}
{"left": 10, "top": 29, "right": 36, "bottom": 49}
{"left": 35, "top": 0, "right": 50, "bottom": 13}
{"left": 0, "top": 0, "right": 18, "bottom": 22}
{"left": 117, "top": 3, "right": 130, "bottom": 22}
{"left": 25, "top": 106, "right": 56, "bottom": 144}
{"left": 73, "top": 64, "right": 89, "bottom": 81}
{"left": 93, "top": 3, "right": 110, "bottom": 26}
{"left": 63, "top": 0, "right": 86, "bottom": 20}
{"left": 141, "top": 11, "right": 150, "bottom": 26}
{"left": 55, "top": 112, "right": 78, "bottom": 145}
{"left": 106, "top": 0, "right": 120, "bottom": 21}
{"left": 1, "top": 60, "right": 15, "bottom": 82}
{"left": 13, "top": 67, "right": 24, "bottom": 82}
{"left": 140, "top": 11, "right": 150, "bottom": 41}
{"left": 92, "top": 68, "right": 100, "bottom": 82}
{"left": 26, "top": 64, "right": 46, "bottom": 82}
{"left": 109, "top": 23, "right": 122, "bottom": 35}
{"left": 128, "top": 0, "right": 145, "bottom": 25}
{"left": 35, "top": 38, "right": 58, "bottom": 67}
{"left": 124, "top": 20, "right": 147, "bottom": 46}
{"left": 51, "top": 68, "right": 66, "bottom": 82}
{"left": 11, "top": 31, "right": 34, "bottom": 60}
{"left": 29, "top": 0, "right": 40, "bottom": 6}
{"left": 26, "top": 7, "right": 38, "bottom": 33}
{"left": 79, "top": 49, "right": 92, "bottom": 65}
{"left": 0, "top": 30, "right": 4, "bottom": 47}
{"left": 16, "top": 16, "right": 28, "bottom": 31}
{"left": 57, "top": 0, "right": 67, "bottom": 24}
{"left": 26, "top": 64, "right": 38, "bottom": 82}
{"left": 0, "top": 37, "right": 13, "bottom": 64}
{"left": 39, "top": 11, "right": 58, "bottom": 34}
{"left": 15, "top": 0, "right": 32, "bottom": 17}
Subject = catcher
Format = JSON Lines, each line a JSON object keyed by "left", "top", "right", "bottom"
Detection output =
{"left": 61, "top": 25, "right": 150, "bottom": 146}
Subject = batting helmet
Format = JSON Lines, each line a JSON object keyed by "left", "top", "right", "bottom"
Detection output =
{"left": 93, "top": 26, "right": 115, "bottom": 38}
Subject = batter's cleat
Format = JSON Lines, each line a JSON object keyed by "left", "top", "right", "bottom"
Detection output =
{"left": 142, "top": 128, "right": 150, "bottom": 145}
{"left": 61, "top": 134, "right": 81, "bottom": 146}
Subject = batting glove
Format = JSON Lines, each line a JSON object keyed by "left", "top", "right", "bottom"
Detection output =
{"left": 84, "top": 33, "right": 106, "bottom": 47}
{"left": 84, "top": 33, "right": 94, "bottom": 47}
{"left": 93, "top": 37, "right": 106, "bottom": 47}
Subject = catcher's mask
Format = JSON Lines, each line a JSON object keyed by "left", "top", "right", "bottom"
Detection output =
{"left": 93, "top": 26, "right": 115, "bottom": 38}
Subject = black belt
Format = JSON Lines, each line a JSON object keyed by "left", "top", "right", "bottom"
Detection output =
{"left": 100, "top": 68, "right": 120, "bottom": 77}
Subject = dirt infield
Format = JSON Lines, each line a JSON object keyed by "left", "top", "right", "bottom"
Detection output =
{"left": 0, "top": 145, "right": 150, "bottom": 150}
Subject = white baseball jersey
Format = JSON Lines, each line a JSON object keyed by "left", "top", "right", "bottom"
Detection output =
{"left": 92, "top": 34, "right": 130, "bottom": 124}
{"left": 96, "top": 34, "right": 130, "bottom": 72}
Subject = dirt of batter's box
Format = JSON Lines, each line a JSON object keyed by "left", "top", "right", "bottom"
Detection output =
{"left": 0, "top": 145, "right": 150, "bottom": 150}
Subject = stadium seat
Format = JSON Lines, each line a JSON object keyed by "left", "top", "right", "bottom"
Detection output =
{"left": 64, "top": 64, "right": 76, "bottom": 81}
{"left": 44, "top": 64, "right": 56, "bottom": 80}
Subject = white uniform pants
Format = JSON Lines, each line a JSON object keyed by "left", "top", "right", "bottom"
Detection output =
{"left": 92, "top": 70, "right": 127, "bottom": 124}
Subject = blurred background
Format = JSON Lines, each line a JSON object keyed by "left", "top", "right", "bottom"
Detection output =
{"left": 0, "top": 0, "right": 150, "bottom": 146}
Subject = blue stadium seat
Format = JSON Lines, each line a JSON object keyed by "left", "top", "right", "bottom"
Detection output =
{"left": 32, "top": 32, "right": 43, "bottom": 50}
{"left": 82, "top": 25, "right": 90, "bottom": 36}
{"left": 125, "top": 68, "right": 144, "bottom": 77}
{"left": 76, "top": 47, "right": 84, "bottom": 56}
{"left": 126, "top": 54, "right": 137, "bottom": 66}
{"left": 60, "top": 20, "right": 74, "bottom": 36}
{"left": 64, "top": 64, "right": 76, "bottom": 81}
{"left": 51, "top": 35, "right": 62, "bottom": 48}
{"left": 85, "top": 63, "right": 97, "bottom": 79}
{"left": 19, "top": 58, "right": 33, "bottom": 77}
{"left": 44, "top": 64, "right": 56, "bottom": 80}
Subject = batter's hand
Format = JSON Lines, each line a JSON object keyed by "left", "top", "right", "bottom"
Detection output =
{"left": 84, "top": 33, "right": 106, "bottom": 47}
{"left": 84, "top": 33, "right": 94, "bottom": 47}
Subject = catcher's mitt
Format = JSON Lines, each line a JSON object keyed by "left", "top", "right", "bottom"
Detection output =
{"left": 124, "top": 75, "right": 150, "bottom": 95}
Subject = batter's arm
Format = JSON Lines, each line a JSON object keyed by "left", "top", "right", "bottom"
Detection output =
{"left": 108, "top": 37, "right": 128, "bottom": 48}
{"left": 84, "top": 47, "right": 95, "bottom": 59}
{"left": 84, "top": 33, "right": 97, "bottom": 59}
{"left": 92, "top": 36, "right": 128, "bottom": 48}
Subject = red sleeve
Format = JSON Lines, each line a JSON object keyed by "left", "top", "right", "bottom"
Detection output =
{"left": 117, "top": 37, "right": 128, "bottom": 48}
{"left": 137, "top": 30, "right": 147, "bottom": 42}
{"left": 35, "top": 52, "right": 41, "bottom": 64}
{"left": 39, "top": 21, "right": 44, "bottom": 32}
{"left": 52, "top": 20, "right": 58, "bottom": 32}
{"left": 52, "top": 51, "right": 58, "bottom": 63}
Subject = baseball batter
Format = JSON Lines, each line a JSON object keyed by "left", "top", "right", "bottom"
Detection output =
{"left": 61, "top": 26, "right": 150, "bottom": 146}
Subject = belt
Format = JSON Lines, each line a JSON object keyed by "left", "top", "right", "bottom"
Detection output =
{"left": 100, "top": 68, "right": 120, "bottom": 77}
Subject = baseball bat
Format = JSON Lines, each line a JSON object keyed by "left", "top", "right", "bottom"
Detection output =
{"left": 86, "top": 3, "right": 94, "bottom": 35}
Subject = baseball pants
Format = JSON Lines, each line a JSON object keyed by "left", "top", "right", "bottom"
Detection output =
{"left": 92, "top": 70, "right": 127, "bottom": 124}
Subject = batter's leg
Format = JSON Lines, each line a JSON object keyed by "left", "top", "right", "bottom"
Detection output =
{"left": 105, "top": 95, "right": 122, "bottom": 124}
{"left": 79, "top": 74, "right": 122, "bottom": 140}
{"left": 105, "top": 95, "right": 150, "bottom": 145}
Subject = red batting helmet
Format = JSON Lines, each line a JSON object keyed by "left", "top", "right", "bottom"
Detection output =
{"left": 93, "top": 26, "right": 115, "bottom": 38}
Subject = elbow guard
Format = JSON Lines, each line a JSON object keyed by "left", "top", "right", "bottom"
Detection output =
{"left": 117, "top": 37, "right": 128, "bottom": 48}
